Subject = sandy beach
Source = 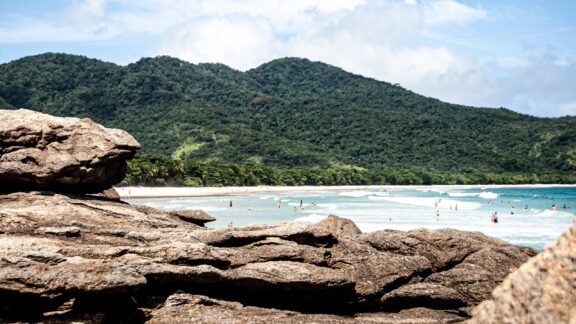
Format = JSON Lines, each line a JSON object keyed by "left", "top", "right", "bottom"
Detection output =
{"left": 115, "top": 184, "right": 576, "bottom": 198}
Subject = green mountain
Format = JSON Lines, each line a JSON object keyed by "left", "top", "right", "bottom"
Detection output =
{"left": 0, "top": 52, "right": 575, "bottom": 173}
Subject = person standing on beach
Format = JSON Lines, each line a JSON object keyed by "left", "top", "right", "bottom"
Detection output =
{"left": 229, "top": 200, "right": 233, "bottom": 207}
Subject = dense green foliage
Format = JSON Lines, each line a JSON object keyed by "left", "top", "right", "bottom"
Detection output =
{"left": 0, "top": 52, "right": 575, "bottom": 184}
{"left": 125, "top": 155, "right": 576, "bottom": 186}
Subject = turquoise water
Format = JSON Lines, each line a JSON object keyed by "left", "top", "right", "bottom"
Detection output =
{"left": 126, "top": 186, "right": 576, "bottom": 251}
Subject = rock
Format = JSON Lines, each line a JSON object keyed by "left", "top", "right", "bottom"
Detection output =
{"left": 317, "top": 214, "right": 362, "bottom": 237}
{"left": 468, "top": 223, "right": 576, "bottom": 323}
{"left": 0, "top": 109, "right": 140, "bottom": 193}
{"left": 225, "top": 237, "right": 331, "bottom": 267}
{"left": 336, "top": 228, "right": 535, "bottom": 313}
{"left": 191, "top": 221, "right": 338, "bottom": 248}
{"left": 169, "top": 209, "right": 216, "bottom": 226}
{"left": 380, "top": 282, "right": 465, "bottom": 309}
{"left": 0, "top": 191, "right": 534, "bottom": 322}
{"left": 35, "top": 226, "right": 81, "bottom": 237}
{"left": 148, "top": 293, "right": 466, "bottom": 323}
{"left": 329, "top": 236, "right": 432, "bottom": 305}
{"left": 88, "top": 187, "right": 121, "bottom": 200}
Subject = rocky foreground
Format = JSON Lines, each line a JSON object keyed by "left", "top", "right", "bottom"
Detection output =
{"left": 0, "top": 191, "right": 535, "bottom": 323}
{"left": 0, "top": 109, "right": 573, "bottom": 323}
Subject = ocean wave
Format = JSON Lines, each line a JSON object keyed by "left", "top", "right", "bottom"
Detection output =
{"left": 447, "top": 192, "right": 498, "bottom": 199}
{"left": 338, "top": 191, "right": 373, "bottom": 197}
{"left": 531, "top": 210, "right": 574, "bottom": 217}
{"left": 416, "top": 188, "right": 447, "bottom": 193}
{"left": 446, "top": 192, "right": 476, "bottom": 197}
{"left": 294, "top": 214, "right": 327, "bottom": 223}
{"left": 259, "top": 195, "right": 279, "bottom": 200}
{"left": 368, "top": 196, "right": 481, "bottom": 210}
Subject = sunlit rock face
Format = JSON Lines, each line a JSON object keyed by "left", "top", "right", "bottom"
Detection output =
{"left": 0, "top": 108, "right": 139, "bottom": 193}
{"left": 469, "top": 223, "right": 576, "bottom": 324}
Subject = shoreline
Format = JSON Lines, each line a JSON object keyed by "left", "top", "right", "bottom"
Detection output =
{"left": 115, "top": 184, "right": 576, "bottom": 199}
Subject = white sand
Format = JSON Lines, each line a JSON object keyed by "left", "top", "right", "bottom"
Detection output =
{"left": 115, "top": 184, "right": 575, "bottom": 199}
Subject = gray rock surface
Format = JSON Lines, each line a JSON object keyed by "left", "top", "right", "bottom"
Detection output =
{"left": 169, "top": 209, "right": 216, "bottom": 226}
{"left": 148, "top": 293, "right": 466, "bottom": 323}
{"left": 318, "top": 214, "right": 362, "bottom": 237}
{"left": 468, "top": 223, "right": 576, "bottom": 324}
{"left": 0, "top": 109, "right": 139, "bottom": 193}
{"left": 0, "top": 192, "right": 535, "bottom": 323}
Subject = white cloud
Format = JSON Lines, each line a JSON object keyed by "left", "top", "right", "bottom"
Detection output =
{"left": 61, "top": 0, "right": 107, "bottom": 21}
{"left": 423, "top": 0, "right": 486, "bottom": 26}
{"left": 159, "top": 15, "right": 281, "bottom": 70}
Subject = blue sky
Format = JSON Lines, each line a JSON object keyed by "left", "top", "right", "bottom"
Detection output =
{"left": 0, "top": 0, "right": 575, "bottom": 117}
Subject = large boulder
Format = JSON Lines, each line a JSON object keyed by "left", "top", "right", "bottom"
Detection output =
{"left": 317, "top": 214, "right": 362, "bottom": 237}
{"left": 0, "top": 191, "right": 536, "bottom": 322}
{"left": 468, "top": 223, "right": 576, "bottom": 323}
{"left": 0, "top": 109, "right": 139, "bottom": 193}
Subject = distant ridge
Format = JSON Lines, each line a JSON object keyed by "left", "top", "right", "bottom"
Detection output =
{"left": 0, "top": 52, "right": 574, "bottom": 172}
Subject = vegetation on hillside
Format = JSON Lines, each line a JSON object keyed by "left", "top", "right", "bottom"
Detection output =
{"left": 125, "top": 155, "right": 576, "bottom": 186}
{"left": 0, "top": 53, "right": 575, "bottom": 185}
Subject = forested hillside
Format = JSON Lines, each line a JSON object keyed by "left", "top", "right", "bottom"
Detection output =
{"left": 1, "top": 53, "right": 575, "bottom": 177}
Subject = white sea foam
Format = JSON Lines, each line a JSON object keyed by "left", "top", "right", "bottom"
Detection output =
{"left": 531, "top": 210, "right": 574, "bottom": 217}
{"left": 294, "top": 214, "right": 328, "bottom": 223}
{"left": 416, "top": 188, "right": 447, "bottom": 193}
{"left": 259, "top": 195, "right": 278, "bottom": 200}
{"left": 447, "top": 192, "right": 498, "bottom": 199}
{"left": 368, "top": 196, "right": 481, "bottom": 210}
{"left": 447, "top": 192, "right": 477, "bottom": 197}
{"left": 479, "top": 192, "right": 499, "bottom": 199}
{"left": 338, "top": 191, "right": 372, "bottom": 197}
